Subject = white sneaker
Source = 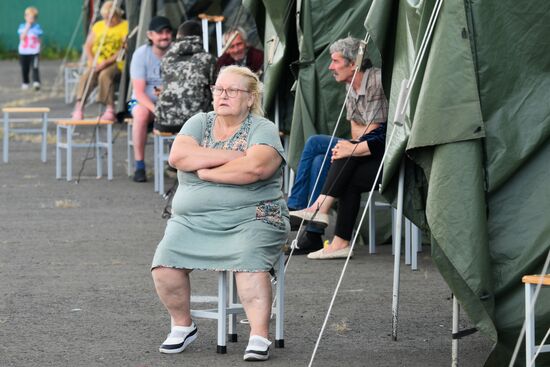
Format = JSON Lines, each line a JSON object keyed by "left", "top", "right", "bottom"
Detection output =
{"left": 21, "top": 83, "right": 29, "bottom": 90}
{"left": 243, "top": 335, "right": 271, "bottom": 361}
{"left": 158, "top": 322, "right": 198, "bottom": 354}
{"left": 33, "top": 82, "right": 41, "bottom": 91}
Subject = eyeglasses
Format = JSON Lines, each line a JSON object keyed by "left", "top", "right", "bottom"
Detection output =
{"left": 210, "top": 86, "right": 249, "bottom": 98}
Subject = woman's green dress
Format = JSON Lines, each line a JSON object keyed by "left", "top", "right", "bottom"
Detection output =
{"left": 152, "top": 112, "right": 290, "bottom": 272}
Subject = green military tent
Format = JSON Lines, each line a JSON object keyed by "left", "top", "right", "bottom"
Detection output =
{"left": 246, "top": 0, "right": 550, "bottom": 365}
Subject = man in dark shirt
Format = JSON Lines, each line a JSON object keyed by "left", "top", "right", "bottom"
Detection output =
{"left": 215, "top": 27, "right": 263, "bottom": 76}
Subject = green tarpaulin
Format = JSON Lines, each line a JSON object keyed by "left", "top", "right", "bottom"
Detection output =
{"left": 248, "top": 0, "right": 550, "bottom": 365}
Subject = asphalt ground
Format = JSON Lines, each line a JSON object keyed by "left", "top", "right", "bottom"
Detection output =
{"left": 0, "top": 60, "right": 493, "bottom": 367}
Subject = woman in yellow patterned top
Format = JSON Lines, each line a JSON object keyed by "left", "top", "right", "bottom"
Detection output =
{"left": 72, "top": 1, "right": 128, "bottom": 121}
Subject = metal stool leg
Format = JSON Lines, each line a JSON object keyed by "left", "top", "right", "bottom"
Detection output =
{"left": 56, "top": 125, "right": 62, "bottom": 179}
{"left": 41, "top": 112, "right": 48, "bottom": 162}
{"left": 525, "top": 282, "right": 535, "bottom": 366}
{"left": 66, "top": 126, "right": 73, "bottom": 181}
{"left": 107, "top": 124, "right": 113, "bottom": 180}
{"left": 96, "top": 126, "right": 102, "bottom": 178}
{"left": 217, "top": 271, "right": 228, "bottom": 354}
{"left": 153, "top": 134, "right": 159, "bottom": 192}
{"left": 275, "top": 252, "right": 285, "bottom": 348}
{"left": 127, "top": 123, "right": 132, "bottom": 176}
{"left": 159, "top": 137, "right": 165, "bottom": 195}
{"left": 3, "top": 112, "right": 9, "bottom": 163}
{"left": 368, "top": 197, "right": 376, "bottom": 254}
{"left": 405, "top": 218, "right": 412, "bottom": 265}
{"left": 228, "top": 274, "right": 238, "bottom": 342}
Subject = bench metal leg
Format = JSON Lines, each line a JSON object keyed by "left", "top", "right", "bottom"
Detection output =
{"left": 217, "top": 271, "right": 228, "bottom": 354}
{"left": 159, "top": 137, "right": 165, "bottom": 196}
{"left": 405, "top": 219, "right": 412, "bottom": 265}
{"left": 368, "top": 198, "right": 376, "bottom": 254}
{"left": 153, "top": 135, "right": 159, "bottom": 192}
{"left": 41, "top": 112, "right": 48, "bottom": 162}
{"left": 96, "top": 126, "right": 102, "bottom": 178}
{"left": 56, "top": 125, "right": 62, "bottom": 179}
{"left": 107, "top": 124, "right": 113, "bottom": 180}
{"left": 228, "top": 274, "right": 238, "bottom": 342}
{"left": 525, "top": 283, "right": 535, "bottom": 366}
{"left": 3, "top": 112, "right": 8, "bottom": 163}
{"left": 66, "top": 126, "right": 73, "bottom": 181}
{"left": 275, "top": 252, "right": 285, "bottom": 347}
{"left": 411, "top": 223, "right": 421, "bottom": 270}
{"left": 127, "top": 123, "right": 132, "bottom": 176}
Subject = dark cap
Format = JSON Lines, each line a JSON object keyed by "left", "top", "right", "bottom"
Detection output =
{"left": 148, "top": 16, "right": 172, "bottom": 32}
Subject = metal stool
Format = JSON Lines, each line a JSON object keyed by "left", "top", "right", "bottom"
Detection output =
{"left": 2, "top": 107, "right": 50, "bottom": 163}
{"left": 153, "top": 130, "right": 176, "bottom": 195}
{"left": 55, "top": 119, "right": 113, "bottom": 181}
{"left": 522, "top": 274, "right": 550, "bottom": 366}
{"left": 190, "top": 252, "right": 285, "bottom": 353}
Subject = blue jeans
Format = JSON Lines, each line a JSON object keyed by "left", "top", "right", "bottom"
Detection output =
{"left": 288, "top": 135, "right": 338, "bottom": 210}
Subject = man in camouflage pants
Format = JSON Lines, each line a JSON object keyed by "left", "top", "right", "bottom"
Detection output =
{"left": 154, "top": 20, "right": 216, "bottom": 134}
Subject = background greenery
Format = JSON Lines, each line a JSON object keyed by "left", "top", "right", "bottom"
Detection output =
{"left": 0, "top": 0, "right": 84, "bottom": 60}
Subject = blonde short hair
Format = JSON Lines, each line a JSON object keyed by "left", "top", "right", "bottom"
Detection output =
{"left": 100, "top": 1, "right": 124, "bottom": 19}
{"left": 218, "top": 65, "right": 264, "bottom": 116}
{"left": 25, "top": 7, "right": 39, "bottom": 18}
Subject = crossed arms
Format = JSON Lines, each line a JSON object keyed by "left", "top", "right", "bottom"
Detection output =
{"left": 168, "top": 135, "right": 282, "bottom": 185}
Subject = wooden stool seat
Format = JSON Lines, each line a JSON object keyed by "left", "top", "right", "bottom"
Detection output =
{"left": 198, "top": 13, "right": 225, "bottom": 23}
{"left": 153, "top": 129, "right": 175, "bottom": 137}
{"left": 523, "top": 275, "right": 550, "bottom": 286}
{"left": 2, "top": 107, "right": 50, "bottom": 113}
{"left": 2, "top": 107, "right": 50, "bottom": 163}
{"left": 55, "top": 119, "right": 113, "bottom": 126}
{"left": 55, "top": 119, "right": 113, "bottom": 181}
{"left": 522, "top": 273, "right": 550, "bottom": 366}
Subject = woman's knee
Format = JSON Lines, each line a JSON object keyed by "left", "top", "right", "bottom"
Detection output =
{"left": 152, "top": 267, "right": 191, "bottom": 289}
{"left": 235, "top": 272, "right": 270, "bottom": 302}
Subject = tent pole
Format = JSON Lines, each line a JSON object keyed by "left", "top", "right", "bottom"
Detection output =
{"left": 452, "top": 295, "right": 459, "bottom": 366}
{"left": 391, "top": 159, "right": 405, "bottom": 341}
{"left": 390, "top": 79, "right": 409, "bottom": 341}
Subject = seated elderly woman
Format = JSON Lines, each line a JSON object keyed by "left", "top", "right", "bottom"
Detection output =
{"left": 151, "top": 65, "right": 289, "bottom": 362}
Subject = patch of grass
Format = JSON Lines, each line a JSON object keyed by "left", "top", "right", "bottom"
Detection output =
{"left": 0, "top": 40, "right": 80, "bottom": 61}
{"left": 40, "top": 43, "right": 80, "bottom": 61}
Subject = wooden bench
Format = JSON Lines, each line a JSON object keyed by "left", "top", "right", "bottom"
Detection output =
{"left": 522, "top": 274, "right": 550, "bottom": 366}
{"left": 153, "top": 129, "right": 177, "bottom": 195}
{"left": 2, "top": 107, "right": 50, "bottom": 163}
{"left": 55, "top": 119, "right": 113, "bottom": 181}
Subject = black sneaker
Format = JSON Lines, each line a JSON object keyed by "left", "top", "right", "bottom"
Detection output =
{"left": 133, "top": 168, "right": 147, "bottom": 182}
{"left": 285, "top": 231, "right": 324, "bottom": 255}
